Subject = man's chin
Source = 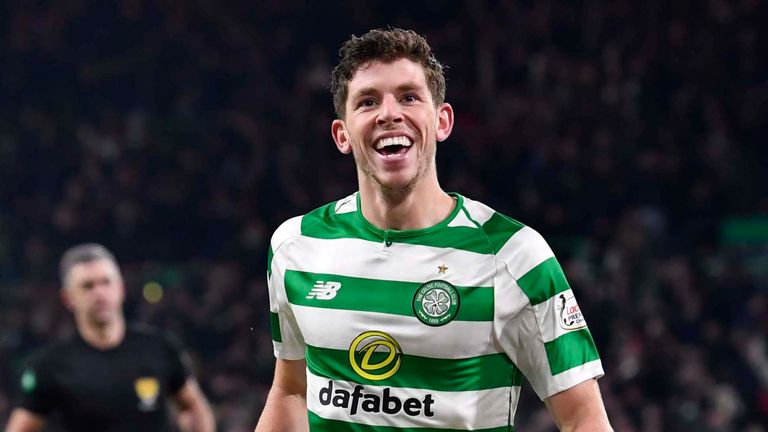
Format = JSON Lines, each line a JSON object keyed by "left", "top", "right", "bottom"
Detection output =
{"left": 87, "top": 312, "right": 117, "bottom": 327}
{"left": 371, "top": 168, "right": 419, "bottom": 189}
{"left": 375, "top": 176, "right": 417, "bottom": 196}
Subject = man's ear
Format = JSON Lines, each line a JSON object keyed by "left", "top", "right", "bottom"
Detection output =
{"left": 60, "top": 288, "right": 75, "bottom": 312}
{"left": 435, "top": 102, "right": 455, "bottom": 142}
{"left": 332, "top": 119, "right": 352, "bottom": 154}
{"left": 117, "top": 280, "right": 126, "bottom": 303}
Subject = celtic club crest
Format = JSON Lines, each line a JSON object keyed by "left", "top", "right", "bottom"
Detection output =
{"left": 413, "top": 280, "right": 460, "bottom": 326}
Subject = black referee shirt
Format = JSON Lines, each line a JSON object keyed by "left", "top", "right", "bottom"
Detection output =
{"left": 18, "top": 325, "right": 191, "bottom": 432}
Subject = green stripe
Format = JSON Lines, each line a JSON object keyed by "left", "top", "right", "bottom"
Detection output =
{"left": 516, "top": 257, "right": 570, "bottom": 306}
{"left": 300, "top": 203, "right": 499, "bottom": 255}
{"left": 396, "top": 226, "right": 494, "bottom": 254}
{"left": 284, "top": 271, "right": 493, "bottom": 321}
{"left": 309, "top": 411, "right": 515, "bottom": 432}
{"left": 307, "top": 411, "right": 515, "bottom": 432}
{"left": 267, "top": 245, "right": 274, "bottom": 277}
{"left": 270, "top": 312, "right": 282, "bottom": 342}
{"left": 481, "top": 213, "right": 525, "bottom": 254}
{"left": 302, "top": 203, "right": 380, "bottom": 242}
{"left": 544, "top": 329, "right": 600, "bottom": 375}
{"left": 307, "top": 345, "right": 521, "bottom": 391}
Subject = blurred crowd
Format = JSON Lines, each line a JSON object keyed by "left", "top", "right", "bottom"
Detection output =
{"left": 1, "top": 0, "right": 767, "bottom": 431}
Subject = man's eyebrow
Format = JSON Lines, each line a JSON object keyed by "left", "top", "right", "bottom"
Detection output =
{"left": 350, "top": 87, "right": 379, "bottom": 99}
{"left": 350, "top": 82, "right": 426, "bottom": 99}
{"left": 80, "top": 275, "right": 111, "bottom": 285}
{"left": 395, "top": 82, "right": 424, "bottom": 93}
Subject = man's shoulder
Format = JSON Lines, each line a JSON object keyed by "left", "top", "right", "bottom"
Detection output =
{"left": 270, "top": 192, "right": 358, "bottom": 252}
{"left": 126, "top": 323, "right": 166, "bottom": 341}
{"left": 460, "top": 195, "right": 554, "bottom": 263}
{"left": 26, "top": 333, "right": 81, "bottom": 369}
{"left": 125, "top": 324, "right": 182, "bottom": 350}
{"left": 459, "top": 195, "right": 529, "bottom": 246}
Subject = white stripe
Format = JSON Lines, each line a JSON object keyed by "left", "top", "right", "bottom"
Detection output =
{"left": 306, "top": 371, "right": 512, "bottom": 430}
{"left": 543, "top": 359, "right": 604, "bottom": 399}
{"left": 271, "top": 236, "right": 308, "bottom": 360}
{"left": 292, "top": 305, "right": 499, "bottom": 359}
{"left": 460, "top": 196, "right": 497, "bottom": 225}
{"left": 270, "top": 215, "right": 302, "bottom": 251}
{"left": 334, "top": 193, "right": 358, "bottom": 214}
{"left": 447, "top": 208, "right": 478, "bottom": 228}
{"left": 532, "top": 288, "right": 589, "bottom": 343}
{"left": 509, "top": 385, "right": 522, "bottom": 425}
{"left": 287, "top": 236, "right": 497, "bottom": 288}
{"left": 272, "top": 289, "right": 307, "bottom": 359}
{"left": 493, "top": 263, "right": 532, "bottom": 332}
{"left": 496, "top": 226, "right": 555, "bottom": 280}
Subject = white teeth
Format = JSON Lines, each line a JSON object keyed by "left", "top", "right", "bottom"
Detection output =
{"left": 375, "top": 136, "right": 413, "bottom": 150}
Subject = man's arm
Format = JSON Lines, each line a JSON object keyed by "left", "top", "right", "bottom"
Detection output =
{"left": 173, "top": 378, "right": 216, "bottom": 432}
{"left": 5, "top": 408, "right": 45, "bottom": 432}
{"left": 255, "top": 359, "right": 308, "bottom": 432}
{"left": 544, "top": 379, "right": 612, "bottom": 432}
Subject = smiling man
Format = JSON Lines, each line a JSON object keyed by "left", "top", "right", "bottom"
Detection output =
{"left": 256, "top": 28, "right": 612, "bottom": 431}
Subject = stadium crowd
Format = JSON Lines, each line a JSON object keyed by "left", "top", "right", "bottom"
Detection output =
{"left": 1, "top": 1, "right": 766, "bottom": 430}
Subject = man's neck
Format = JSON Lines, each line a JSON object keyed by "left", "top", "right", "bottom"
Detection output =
{"left": 77, "top": 317, "right": 126, "bottom": 350}
{"left": 359, "top": 178, "right": 456, "bottom": 231}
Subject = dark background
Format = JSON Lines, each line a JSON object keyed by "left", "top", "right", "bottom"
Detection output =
{"left": 1, "top": 1, "right": 767, "bottom": 431}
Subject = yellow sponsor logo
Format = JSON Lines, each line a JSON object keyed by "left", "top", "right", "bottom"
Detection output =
{"left": 348, "top": 331, "right": 402, "bottom": 381}
{"left": 134, "top": 377, "right": 159, "bottom": 410}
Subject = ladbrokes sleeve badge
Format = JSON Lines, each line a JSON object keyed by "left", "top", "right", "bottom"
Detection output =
{"left": 557, "top": 293, "right": 587, "bottom": 330}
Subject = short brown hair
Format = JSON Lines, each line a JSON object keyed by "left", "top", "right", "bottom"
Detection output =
{"left": 330, "top": 28, "right": 447, "bottom": 119}
{"left": 59, "top": 243, "right": 120, "bottom": 288}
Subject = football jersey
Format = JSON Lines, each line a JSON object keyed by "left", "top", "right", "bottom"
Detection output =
{"left": 17, "top": 325, "right": 190, "bottom": 432}
{"left": 268, "top": 192, "right": 603, "bottom": 431}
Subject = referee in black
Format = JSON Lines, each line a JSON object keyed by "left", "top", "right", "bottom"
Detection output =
{"left": 6, "top": 244, "right": 216, "bottom": 432}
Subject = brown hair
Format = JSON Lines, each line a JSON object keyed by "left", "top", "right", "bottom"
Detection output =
{"left": 330, "top": 28, "right": 447, "bottom": 119}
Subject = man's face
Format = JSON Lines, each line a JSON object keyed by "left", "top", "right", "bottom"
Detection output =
{"left": 62, "top": 259, "right": 125, "bottom": 327}
{"left": 332, "top": 58, "right": 453, "bottom": 193}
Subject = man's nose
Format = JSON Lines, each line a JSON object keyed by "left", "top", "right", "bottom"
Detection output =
{"left": 93, "top": 282, "right": 111, "bottom": 297}
{"left": 376, "top": 95, "right": 403, "bottom": 125}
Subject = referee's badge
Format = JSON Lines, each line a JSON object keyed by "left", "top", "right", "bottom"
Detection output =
{"left": 413, "top": 280, "right": 460, "bottom": 326}
{"left": 135, "top": 377, "right": 160, "bottom": 411}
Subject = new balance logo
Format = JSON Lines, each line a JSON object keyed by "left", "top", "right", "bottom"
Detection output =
{"left": 306, "top": 281, "right": 341, "bottom": 300}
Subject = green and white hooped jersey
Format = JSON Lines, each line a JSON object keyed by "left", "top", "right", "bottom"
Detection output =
{"left": 267, "top": 193, "right": 603, "bottom": 431}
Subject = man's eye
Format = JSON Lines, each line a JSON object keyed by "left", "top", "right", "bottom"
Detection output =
{"left": 402, "top": 94, "right": 419, "bottom": 103}
{"left": 359, "top": 99, "right": 376, "bottom": 107}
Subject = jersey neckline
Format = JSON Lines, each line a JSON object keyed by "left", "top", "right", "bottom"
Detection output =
{"left": 74, "top": 328, "right": 127, "bottom": 354}
{"left": 353, "top": 192, "right": 464, "bottom": 239}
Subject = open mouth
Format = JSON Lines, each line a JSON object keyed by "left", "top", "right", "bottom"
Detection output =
{"left": 375, "top": 136, "right": 413, "bottom": 156}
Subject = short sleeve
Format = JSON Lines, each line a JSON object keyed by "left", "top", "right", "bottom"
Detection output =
{"left": 162, "top": 331, "right": 192, "bottom": 393}
{"left": 494, "top": 226, "right": 604, "bottom": 400}
{"left": 268, "top": 216, "right": 306, "bottom": 360}
{"left": 17, "top": 359, "right": 56, "bottom": 416}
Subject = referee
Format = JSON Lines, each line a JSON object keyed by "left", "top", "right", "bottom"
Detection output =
{"left": 6, "top": 244, "right": 216, "bottom": 432}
